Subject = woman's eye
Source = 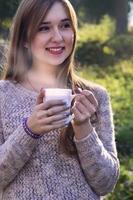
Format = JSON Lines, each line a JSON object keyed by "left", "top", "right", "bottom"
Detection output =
{"left": 38, "top": 26, "right": 50, "bottom": 32}
{"left": 61, "top": 22, "right": 71, "bottom": 29}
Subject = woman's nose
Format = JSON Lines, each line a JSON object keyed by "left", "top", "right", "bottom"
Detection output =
{"left": 51, "top": 28, "right": 63, "bottom": 42}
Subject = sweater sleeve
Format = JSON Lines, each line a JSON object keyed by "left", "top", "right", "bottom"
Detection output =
{"left": 0, "top": 107, "right": 38, "bottom": 190}
{"left": 74, "top": 88, "right": 120, "bottom": 196}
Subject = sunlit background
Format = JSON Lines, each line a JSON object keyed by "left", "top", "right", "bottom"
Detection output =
{"left": 0, "top": 1, "right": 133, "bottom": 199}
{"left": 128, "top": 2, "right": 133, "bottom": 25}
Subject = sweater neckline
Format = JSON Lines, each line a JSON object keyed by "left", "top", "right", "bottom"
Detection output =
{"left": 15, "top": 82, "right": 38, "bottom": 98}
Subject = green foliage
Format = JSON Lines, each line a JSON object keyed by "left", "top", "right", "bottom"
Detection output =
{"left": 0, "top": 0, "right": 20, "bottom": 20}
{"left": 78, "top": 61, "right": 133, "bottom": 154}
{"left": 76, "top": 16, "right": 115, "bottom": 65}
{"left": 0, "top": 0, "right": 20, "bottom": 39}
{"left": 77, "top": 15, "right": 115, "bottom": 44}
{"left": 78, "top": 62, "right": 133, "bottom": 131}
{"left": 76, "top": 17, "right": 133, "bottom": 66}
{"left": 117, "top": 127, "right": 133, "bottom": 155}
{"left": 71, "top": 0, "right": 116, "bottom": 22}
{"left": 1, "top": 19, "right": 11, "bottom": 29}
{"left": 107, "top": 34, "right": 133, "bottom": 58}
{"left": 78, "top": 63, "right": 133, "bottom": 199}
{"left": 77, "top": 18, "right": 133, "bottom": 199}
{"left": 106, "top": 156, "right": 133, "bottom": 200}
{"left": 0, "top": 19, "right": 11, "bottom": 40}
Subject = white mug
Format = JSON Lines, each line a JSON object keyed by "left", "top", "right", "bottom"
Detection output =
{"left": 44, "top": 88, "right": 73, "bottom": 106}
{"left": 43, "top": 88, "right": 74, "bottom": 124}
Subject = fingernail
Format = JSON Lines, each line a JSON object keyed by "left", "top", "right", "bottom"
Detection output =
{"left": 63, "top": 112, "right": 70, "bottom": 117}
{"left": 63, "top": 103, "right": 70, "bottom": 109}
{"left": 61, "top": 100, "right": 67, "bottom": 104}
{"left": 74, "top": 87, "right": 82, "bottom": 94}
{"left": 65, "top": 115, "right": 73, "bottom": 124}
{"left": 64, "top": 118, "right": 70, "bottom": 125}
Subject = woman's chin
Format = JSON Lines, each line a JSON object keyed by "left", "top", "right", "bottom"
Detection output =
{"left": 47, "top": 59, "right": 66, "bottom": 67}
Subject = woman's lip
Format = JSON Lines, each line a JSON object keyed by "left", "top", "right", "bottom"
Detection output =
{"left": 46, "top": 47, "right": 65, "bottom": 55}
{"left": 46, "top": 47, "right": 64, "bottom": 50}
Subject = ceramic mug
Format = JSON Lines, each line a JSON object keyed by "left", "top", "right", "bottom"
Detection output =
{"left": 43, "top": 88, "right": 74, "bottom": 123}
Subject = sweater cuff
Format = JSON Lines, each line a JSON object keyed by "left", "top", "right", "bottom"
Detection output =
{"left": 74, "top": 128, "right": 97, "bottom": 144}
{"left": 74, "top": 129, "right": 101, "bottom": 153}
{"left": 8, "top": 124, "right": 38, "bottom": 151}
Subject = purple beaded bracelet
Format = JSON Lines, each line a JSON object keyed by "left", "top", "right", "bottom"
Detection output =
{"left": 22, "top": 117, "right": 42, "bottom": 139}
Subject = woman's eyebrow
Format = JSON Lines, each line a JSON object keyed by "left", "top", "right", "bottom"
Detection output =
{"left": 41, "top": 18, "right": 71, "bottom": 25}
{"left": 61, "top": 18, "right": 71, "bottom": 22}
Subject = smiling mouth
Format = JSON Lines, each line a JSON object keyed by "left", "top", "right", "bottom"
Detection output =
{"left": 46, "top": 47, "right": 65, "bottom": 55}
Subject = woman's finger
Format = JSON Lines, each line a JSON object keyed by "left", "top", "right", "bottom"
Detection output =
{"left": 72, "top": 101, "right": 83, "bottom": 118}
{"left": 75, "top": 101, "right": 92, "bottom": 118}
{"left": 44, "top": 124, "right": 67, "bottom": 132}
{"left": 42, "top": 118, "right": 70, "bottom": 131}
{"left": 38, "top": 108, "right": 71, "bottom": 123}
{"left": 46, "top": 105, "right": 70, "bottom": 116}
{"left": 36, "top": 88, "right": 45, "bottom": 105}
{"left": 48, "top": 112, "right": 70, "bottom": 123}
{"left": 71, "top": 105, "right": 85, "bottom": 123}
{"left": 74, "top": 94, "right": 96, "bottom": 115}
{"left": 77, "top": 96, "right": 96, "bottom": 115}
{"left": 76, "top": 94, "right": 89, "bottom": 108}
{"left": 81, "top": 90, "right": 98, "bottom": 108}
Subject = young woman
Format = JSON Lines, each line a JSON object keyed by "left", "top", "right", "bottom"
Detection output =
{"left": 0, "top": 0, "right": 119, "bottom": 199}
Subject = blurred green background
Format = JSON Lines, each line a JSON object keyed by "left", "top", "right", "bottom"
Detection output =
{"left": 0, "top": 0, "right": 133, "bottom": 199}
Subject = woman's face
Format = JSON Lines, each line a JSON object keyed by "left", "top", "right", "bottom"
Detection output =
{"left": 30, "top": 2, "right": 74, "bottom": 69}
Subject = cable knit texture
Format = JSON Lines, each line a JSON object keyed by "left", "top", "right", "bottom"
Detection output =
{"left": 0, "top": 80, "right": 119, "bottom": 200}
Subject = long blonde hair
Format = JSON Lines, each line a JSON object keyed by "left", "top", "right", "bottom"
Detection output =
{"left": 4, "top": 0, "right": 91, "bottom": 154}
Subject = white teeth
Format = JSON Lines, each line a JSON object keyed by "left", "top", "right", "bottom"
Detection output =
{"left": 48, "top": 48, "right": 63, "bottom": 52}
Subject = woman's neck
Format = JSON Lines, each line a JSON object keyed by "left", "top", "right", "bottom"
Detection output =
{"left": 22, "top": 69, "right": 67, "bottom": 93}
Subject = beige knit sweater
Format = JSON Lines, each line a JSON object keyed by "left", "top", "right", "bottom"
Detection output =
{"left": 0, "top": 80, "right": 119, "bottom": 200}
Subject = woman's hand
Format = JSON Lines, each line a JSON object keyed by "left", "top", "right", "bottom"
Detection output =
{"left": 71, "top": 89, "right": 98, "bottom": 140}
{"left": 27, "top": 89, "right": 70, "bottom": 135}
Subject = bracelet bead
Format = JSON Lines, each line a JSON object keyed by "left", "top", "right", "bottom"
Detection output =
{"left": 22, "top": 117, "right": 42, "bottom": 139}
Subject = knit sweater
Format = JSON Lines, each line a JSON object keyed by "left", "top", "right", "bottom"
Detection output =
{"left": 0, "top": 80, "right": 119, "bottom": 200}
